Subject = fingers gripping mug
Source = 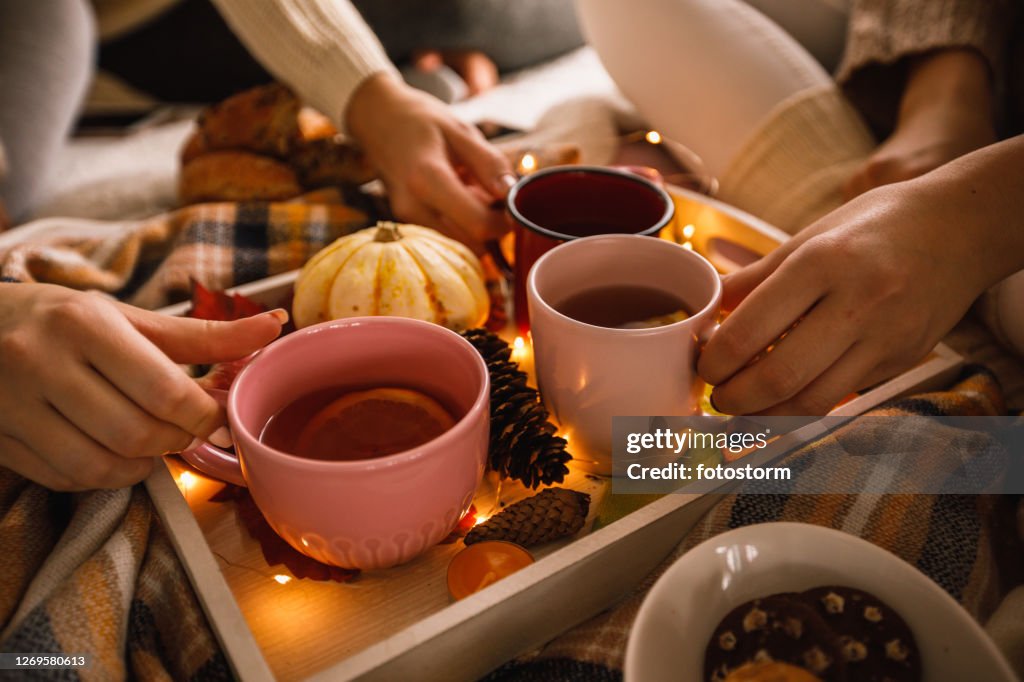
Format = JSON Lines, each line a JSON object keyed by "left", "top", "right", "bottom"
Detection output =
{"left": 527, "top": 234, "right": 721, "bottom": 475}
{"left": 182, "top": 317, "right": 489, "bottom": 570}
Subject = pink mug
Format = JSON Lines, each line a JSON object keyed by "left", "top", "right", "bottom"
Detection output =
{"left": 527, "top": 234, "right": 721, "bottom": 475}
{"left": 183, "top": 317, "right": 489, "bottom": 570}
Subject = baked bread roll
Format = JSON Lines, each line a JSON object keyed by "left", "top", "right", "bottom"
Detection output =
{"left": 197, "top": 83, "right": 300, "bottom": 158}
{"left": 179, "top": 130, "right": 208, "bottom": 164}
{"left": 297, "top": 106, "right": 339, "bottom": 141}
{"left": 179, "top": 151, "right": 302, "bottom": 204}
{"left": 288, "top": 137, "right": 374, "bottom": 188}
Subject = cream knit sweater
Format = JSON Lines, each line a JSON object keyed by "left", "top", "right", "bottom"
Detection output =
{"left": 836, "top": 0, "right": 1016, "bottom": 137}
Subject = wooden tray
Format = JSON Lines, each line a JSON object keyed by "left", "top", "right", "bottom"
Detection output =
{"left": 147, "top": 186, "right": 962, "bottom": 681}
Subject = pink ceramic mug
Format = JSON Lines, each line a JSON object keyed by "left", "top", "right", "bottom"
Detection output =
{"left": 183, "top": 317, "right": 489, "bottom": 570}
{"left": 527, "top": 234, "right": 721, "bottom": 475}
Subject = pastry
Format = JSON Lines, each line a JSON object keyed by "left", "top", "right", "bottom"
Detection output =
{"left": 288, "top": 137, "right": 374, "bottom": 188}
{"left": 705, "top": 595, "right": 846, "bottom": 682}
{"left": 196, "top": 83, "right": 300, "bottom": 157}
{"left": 179, "top": 130, "right": 208, "bottom": 164}
{"left": 801, "top": 586, "right": 920, "bottom": 682}
{"left": 297, "top": 106, "right": 339, "bottom": 141}
{"left": 179, "top": 151, "right": 302, "bottom": 204}
{"left": 724, "top": 661, "right": 823, "bottom": 682}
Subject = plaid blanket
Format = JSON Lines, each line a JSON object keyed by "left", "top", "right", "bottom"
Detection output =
{"left": 0, "top": 475, "right": 230, "bottom": 680}
{"left": 0, "top": 188, "right": 374, "bottom": 309}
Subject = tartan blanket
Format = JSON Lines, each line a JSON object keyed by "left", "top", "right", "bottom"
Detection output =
{"left": 0, "top": 188, "right": 375, "bottom": 309}
{"left": 0, "top": 192, "right": 1021, "bottom": 680}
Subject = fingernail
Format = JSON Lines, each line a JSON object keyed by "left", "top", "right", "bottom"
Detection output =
{"left": 183, "top": 437, "right": 202, "bottom": 453}
{"left": 495, "top": 173, "right": 517, "bottom": 195}
{"left": 209, "top": 426, "right": 233, "bottom": 448}
{"left": 266, "top": 308, "right": 289, "bottom": 324}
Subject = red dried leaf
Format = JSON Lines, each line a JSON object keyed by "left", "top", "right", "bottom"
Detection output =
{"left": 188, "top": 280, "right": 266, "bottom": 321}
{"left": 210, "top": 483, "right": 360, "bottom": 583}
{"left": 195, "top": 354, "right": 256, "bottom": 391}
{"left": 208, "top": 482, "right": 245, "bottom": 503}
{"left": 440, "top": 505, "right": 478, "bottom": 544}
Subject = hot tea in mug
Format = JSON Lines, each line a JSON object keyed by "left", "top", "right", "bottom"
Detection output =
{"left": 260, "top": 386, "right": 456, "bottom": 461}
{"left": 554, "top": 284, "right": 690, "bottom": 329}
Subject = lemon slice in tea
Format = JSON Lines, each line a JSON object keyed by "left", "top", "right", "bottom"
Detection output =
{"left": 295, "top": 387, "right": 456, "bottom": 461}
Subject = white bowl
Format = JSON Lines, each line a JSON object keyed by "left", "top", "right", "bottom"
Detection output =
{"left": 625, "top": 522, "right": 1016, "bottom": 682}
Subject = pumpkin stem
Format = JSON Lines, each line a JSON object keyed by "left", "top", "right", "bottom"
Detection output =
{"left": 374, "top": 222, "right": 403, "bottom": 242}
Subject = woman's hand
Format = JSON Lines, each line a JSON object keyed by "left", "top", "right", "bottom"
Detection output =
{"left": 345, "top": 74, "right": 514, "bottom": 253}
{"left": 697, "top": 180, "right": 987, "bottom": 416}
{"left": 0, "top": 284, "right": 286, "bottom": 490}
{"left": 844, "top": 49, "right": 996, "bottom": 200}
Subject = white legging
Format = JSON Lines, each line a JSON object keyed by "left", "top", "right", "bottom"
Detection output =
{"left": 576, "top": 0, "right": 851, "bottom": 179}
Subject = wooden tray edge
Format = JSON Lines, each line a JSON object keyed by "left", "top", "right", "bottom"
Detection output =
{"left": 145, "top": 463, "right": 275, "bottom": 682}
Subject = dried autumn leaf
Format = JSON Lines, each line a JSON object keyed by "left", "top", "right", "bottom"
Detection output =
{"left": 195, "top": 354, "right": 254, "bottom": 391}
{"left": 188, "top": 279, "right": 266, "bottom": 321}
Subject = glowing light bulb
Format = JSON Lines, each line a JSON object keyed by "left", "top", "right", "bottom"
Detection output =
{"left": 645, "top": 130, "right": 663, "bottom": 145}
{"left": 273, "top": 574, "right": 292, "bottom": 585}
{"left": 519, "top": 153, "right": 537, "bottom": 174}
{"left": 682, "top": 223, "right": 696, "bottom": 239}
{"left": 179, "top": 471, "right": 196, "bottom": 491}
{"left": 511, "top": 336, "right": 528, "bottom": 364}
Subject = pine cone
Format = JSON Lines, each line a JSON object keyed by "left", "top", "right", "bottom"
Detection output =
{"left": 460, "top": 328, "right": 572, "bottom": 487}
{"left": 465, "top": 488, "right": 590, "bottom": 547}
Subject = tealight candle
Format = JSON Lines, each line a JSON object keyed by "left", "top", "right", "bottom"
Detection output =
{"left": 447, "top": 541, "right": 534, "bottom": 600}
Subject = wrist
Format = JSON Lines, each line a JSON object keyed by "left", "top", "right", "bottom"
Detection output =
{"left": 905, "top": 142, "right": 1024, "bottom": 291}
{"left": 899, "top": 49, "right": 993, "bottom": 125}
{"left": 344, "top": 72, "right": 407, "bottom": 143}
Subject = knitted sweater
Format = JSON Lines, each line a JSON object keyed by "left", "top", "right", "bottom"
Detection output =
{"left": 835, "top": 0, "right": 1021, "bottom": 137}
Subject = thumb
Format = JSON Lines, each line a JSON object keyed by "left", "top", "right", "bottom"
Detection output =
{"left": 118, "top": 304, "right": 288, "bottom": 364}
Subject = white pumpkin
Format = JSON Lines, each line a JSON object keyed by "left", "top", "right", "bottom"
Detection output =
{"left": 292, "top": 222, "right": 489, "bottom": 330}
